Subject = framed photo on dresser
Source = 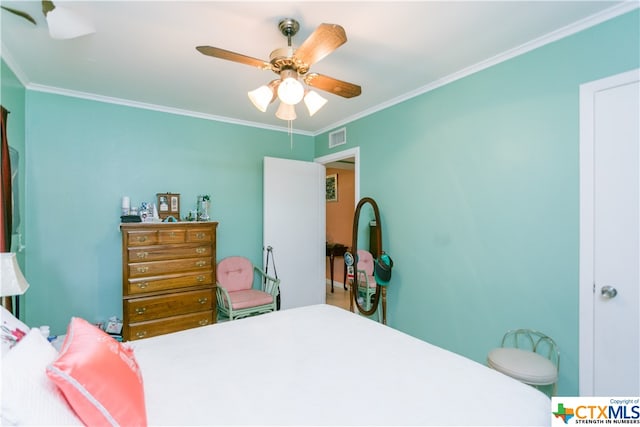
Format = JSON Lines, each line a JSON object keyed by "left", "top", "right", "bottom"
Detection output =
{"left": 156, "top": 193, "right": 180, "bottom": 219}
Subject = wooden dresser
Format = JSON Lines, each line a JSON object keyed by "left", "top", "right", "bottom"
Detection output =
{"left": 120, "top": 222, "right": 218, "bottom": 341}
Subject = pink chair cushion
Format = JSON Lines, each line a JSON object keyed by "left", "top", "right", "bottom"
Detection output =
{"left": 357, "top": 250, "right": 375, "bottom": 275}
{"left": 364, "top": 274, "right": 376, "bottom": 288}
{"left": 227, "top": 289, "right": 273, "bottom": 310}
{"left": 217, "top": 256, "right": 253, "bottom": 292}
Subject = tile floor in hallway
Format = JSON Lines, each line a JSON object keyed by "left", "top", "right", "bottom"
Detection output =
{"left": 325, "top": 282, "right": 351, "bottom": 311}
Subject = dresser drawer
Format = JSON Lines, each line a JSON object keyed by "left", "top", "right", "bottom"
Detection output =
{"left": 127, "top": 271, "right": 213, "bottom": 295}
{"left": 158, "top": 228, "right": 187, "bottom": 244}
{"left": 129, "top": 244, "right": 212, "bottom": 262}
{"left": 126, "top": 289, "right": 214, "bottom": 321}
{"left": 126, "top": 230, "right": 158, "bottom": 246}
{"left": 127, "top": 311, "right": 213, "bottom": 341}
{"left": 128, "top": 257, "right": 212, "bottom": 277}
{"left": 186, "top": 228, "right": 214, "bottom": 243}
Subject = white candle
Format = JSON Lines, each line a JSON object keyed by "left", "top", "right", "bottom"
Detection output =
{"left": 122, "top": 196, "right": 130, "bottom": 215}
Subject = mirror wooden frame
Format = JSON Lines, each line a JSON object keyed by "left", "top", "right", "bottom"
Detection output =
{"left": 350, "top": 197, "right": 387, "bottom": 324}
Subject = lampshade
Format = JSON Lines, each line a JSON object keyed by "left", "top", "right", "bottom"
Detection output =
{"left": 303, "top": 90, "right": 328, "bottom": 116}
{"left": 0, "top": 253, "right": 29, "bottom": 297}
{"left": 46, "top": 5, "right": 95, "bottom": 40}
{"left": 248, "top": 80, "right": 278, "bottom": 112}
{"left": 277, "top": 70, "right": 304, "bottom": 105}
{"left": 275, "top": 102, "right": 297, "bottom": 121}
{"left": 248, "top": 85, "right": 274, "bottom": 112}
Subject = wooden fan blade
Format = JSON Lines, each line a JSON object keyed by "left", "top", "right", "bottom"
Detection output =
{"left": 304, "top": 73, "right": 361, "bottom": 98}
{"left": 196, "top": 46, "right": 272, "bottom": 70}
{"left": 1, "top": 5, "right": 36, "bottom": 25}
{"left": 294, "top": 23, "right": 347, "bottom": 67}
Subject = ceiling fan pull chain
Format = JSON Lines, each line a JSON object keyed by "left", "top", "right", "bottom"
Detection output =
{"left": 289, "top": 120, "right": 293, "bottom": 149}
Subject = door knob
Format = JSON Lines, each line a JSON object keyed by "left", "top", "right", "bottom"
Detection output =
{"left": 601, "top": 285, "right": 618, "bottom": 299}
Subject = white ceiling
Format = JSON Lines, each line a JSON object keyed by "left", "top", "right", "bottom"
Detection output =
{"left": 1, "top": 1, "right": 634, "bottom": 135}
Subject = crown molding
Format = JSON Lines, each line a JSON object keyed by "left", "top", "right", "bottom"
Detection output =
{"left": 312, "top": 1, "right": 639, "bottom": 136}
{"left": 24, "top": 83, "right": 314, "bottom": 136}
{"left": 4, "top": 2, "right": 637, "bottom": 138}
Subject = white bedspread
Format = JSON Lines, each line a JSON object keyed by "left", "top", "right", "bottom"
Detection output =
{"left": 132, "top": 304, "right": 550, "bottom": 426}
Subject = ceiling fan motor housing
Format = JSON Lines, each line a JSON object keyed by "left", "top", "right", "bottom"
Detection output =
{"left": 269, "top": 47, "right": 303, "bottom": 73}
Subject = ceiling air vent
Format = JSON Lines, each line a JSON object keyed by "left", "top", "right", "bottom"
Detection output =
{"left": 329, "top": 128, "right": 347, "bottom": 148}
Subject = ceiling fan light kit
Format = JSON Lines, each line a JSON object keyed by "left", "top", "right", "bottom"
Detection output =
{"left": 197, "top": 17, "right": 361, "bottom": 123}
{"left": 45, "top": 5, "right": 95, "bottom": 40}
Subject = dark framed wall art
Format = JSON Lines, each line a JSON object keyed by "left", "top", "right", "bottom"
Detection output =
{"left": 326, "top": 174, "right": 337, "bottom": 202}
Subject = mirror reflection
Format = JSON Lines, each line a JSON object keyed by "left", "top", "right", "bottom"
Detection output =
{"left": 350, "top": 197, "right": 385, "bottom": 323}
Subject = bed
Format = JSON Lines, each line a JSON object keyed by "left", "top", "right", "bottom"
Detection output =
{"left": 1, "top": 304, "right": 550, "bottom": 426}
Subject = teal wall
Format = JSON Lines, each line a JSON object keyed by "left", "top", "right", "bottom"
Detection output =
{"left": 315, "top": 10, "right": 639, "bottom": 396}
{"left": 22, "top": 92, "right": 313, "bottom": 335}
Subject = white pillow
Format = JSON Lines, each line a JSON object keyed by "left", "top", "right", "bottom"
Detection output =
{"left": 1, "top": 305, "right": 29, "bottom": 357}
{"left": 1, "top": 328, "right": 83, "bottom": 426}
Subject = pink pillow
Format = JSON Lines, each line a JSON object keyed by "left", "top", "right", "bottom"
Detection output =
{"left": 46, "top": 317, "right": 147, "bottom": 427}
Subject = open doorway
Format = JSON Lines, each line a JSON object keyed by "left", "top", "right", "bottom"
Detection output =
{"left": 315, "top": 147, "right": 360, "bottom": 310}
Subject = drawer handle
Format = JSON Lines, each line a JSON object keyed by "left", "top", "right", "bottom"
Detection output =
{"left": 198, "top": 319, "right": 209, "bottom": 326}
{"left": 196, "top": 247, "right": 206, "bottom": 254}
{"left": 195, "top": 232, "right": 205, "bottom": 239}
{"left": 198, "top": 297, "right": 208, "bottom": 304}
{"left": 136, "top": 266, "right": 149, "bottom": 273}
{"left": 196, "top": 275, "right": 205, "bottom": 282}
{"left": 195, "top": 260, "right": 206, "bottom": 267}
{"left": 136, "top": 252, "right": 148, "bottom": 259}
{"left": 135, "top": 307, "right": 147, "bottom": 315}
{"left": 169, "top": 232, "right": 176, "bottom": 237}
{"left": 136, "top": 331, "right": 147, "bottom": 338}
{"left": 137, "top": 236, "right": 148, "bottom": 243}
{"left": 137, "top": 282, "right": 148, "bottom": 289}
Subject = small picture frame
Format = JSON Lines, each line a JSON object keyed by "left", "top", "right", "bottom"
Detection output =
{"left": 156, "top": 193, "right": 180, "bottom": 220}
{"left": 326, "top": 174, "right": 338, "bottom": 202}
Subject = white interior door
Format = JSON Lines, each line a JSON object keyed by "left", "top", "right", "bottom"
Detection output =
{"left": 580, "top": 69, "right": 640, "bottom": 396}
{"left": 263, "top": 157, "right": 325, "bottom": 310}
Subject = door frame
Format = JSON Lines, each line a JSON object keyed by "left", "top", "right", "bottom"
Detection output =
{"left": 314, "top": 146, "right": 361, "bottom": 205}
{"left": 578, "top": 68, "right": 640, "bottom": 396}
{"left": 315, "top": 147, "right": 360, "bottom": 291}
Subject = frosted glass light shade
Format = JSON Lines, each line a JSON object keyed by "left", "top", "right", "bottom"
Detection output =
{"left": 46, "top": 6, "right": 95, "bottom": 40}
{"left": 303, "top": 90, "right": 328, "bottom": 116}
{"left": 0, "top": 253, "right": 30, "bottom": 297}
{"left": 275, "top": 102, "right": 297, "bottom": 121}
{"left": 248, "top": 85, "right": 274, "bottom": 112}
{"left": 277, "top": 77, "right": 304, "bottom": 105}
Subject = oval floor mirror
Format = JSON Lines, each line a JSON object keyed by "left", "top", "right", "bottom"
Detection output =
{"left": 350, "top": 197, "right": 388, "bottom": 324}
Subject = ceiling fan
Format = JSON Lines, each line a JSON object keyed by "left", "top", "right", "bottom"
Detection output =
{"left": 1, "top": 0, "right": 94, "bottom": 40}
{"left": 196, "top": 18, "right": 362, "bottom": 121}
